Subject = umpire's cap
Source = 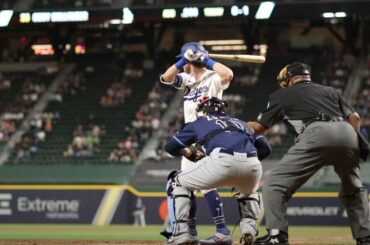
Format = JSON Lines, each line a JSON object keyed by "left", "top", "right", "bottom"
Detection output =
{"left": 277, "top": 62, "right": 311, "bottom": 88}
{"left": 196, "top": 96, "right": 228, "bottom": 114}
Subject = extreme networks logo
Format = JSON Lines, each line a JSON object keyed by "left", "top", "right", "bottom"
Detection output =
{"left": 18, "top": 197, "right": 80, "bottom": 219}
{"left": 0, "top": 193, "right": 80, "bottom": 219}
{"left": 0, "top": 193, "right": 12, "bottom": 215}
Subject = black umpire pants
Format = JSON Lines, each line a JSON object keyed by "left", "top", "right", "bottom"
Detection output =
{"left": 263, "top": 121, "right": 370, "bottom": 239}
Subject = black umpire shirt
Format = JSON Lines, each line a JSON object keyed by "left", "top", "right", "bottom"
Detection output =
{"left": 257, "top": 81, "right": 355, "bottom": 136}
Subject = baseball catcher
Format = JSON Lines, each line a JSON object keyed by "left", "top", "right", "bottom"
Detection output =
{"left": 164, "top": 97, "right": 272, "bottom": 245}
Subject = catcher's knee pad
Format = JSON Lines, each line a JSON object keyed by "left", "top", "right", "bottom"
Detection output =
{"left": 237, "top": 193, "right": 260, "bottom": 236}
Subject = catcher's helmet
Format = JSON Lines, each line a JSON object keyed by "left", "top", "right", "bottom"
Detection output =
{"left": 196, "top": 96, "right": 228, "bottom": 114}
{"left": 277, "top": 62, "right": 311, "bottom": 88}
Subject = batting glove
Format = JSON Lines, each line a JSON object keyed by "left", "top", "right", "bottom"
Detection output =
{"left": 175, "top": 57, "right": 188, "bottom": 70}
{"left": 183, "top": 49, "right": 203, "bottom": 62}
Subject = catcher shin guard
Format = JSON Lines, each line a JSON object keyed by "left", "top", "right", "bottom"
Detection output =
{"left": 166, "top": 171, "right": 193, "bottom": 237}
{"left": 238, "top": 193, "right": 260, "bottom": 237}
{"left": 189, "top": 193, "right": 198, "bottom": 236}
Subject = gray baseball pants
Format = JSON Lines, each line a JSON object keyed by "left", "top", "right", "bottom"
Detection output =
{"left": 176, "top": 148, "right": 262, "bottom": 236}
{"left": 263, "top": 121, "right": 370, "bottom": 239}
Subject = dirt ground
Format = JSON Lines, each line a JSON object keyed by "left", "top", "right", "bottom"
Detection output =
{"left": 0, "top": 238, "right": 355, "bottom": 245}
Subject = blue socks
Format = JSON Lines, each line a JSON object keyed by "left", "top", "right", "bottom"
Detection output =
{"left": 204, "top": 190, "right": 230, "bottom": 235}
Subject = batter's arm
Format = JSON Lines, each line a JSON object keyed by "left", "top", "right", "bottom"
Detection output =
{"left": 161, "top": 65, "right": 181, "bottom": 84}
{"left": 213, "top": 62, "right": 234, "bottom": 86}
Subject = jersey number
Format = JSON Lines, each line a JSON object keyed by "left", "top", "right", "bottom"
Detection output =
{"left": 213, "top": 117, "right": 244, "bottom": 131}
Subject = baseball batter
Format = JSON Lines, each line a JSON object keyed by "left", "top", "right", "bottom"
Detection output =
{"left": 160, "top": 42, "right": 234, "bottom": 243}
{"left": 164, "top": 97, "right": 271, "bottom": 245}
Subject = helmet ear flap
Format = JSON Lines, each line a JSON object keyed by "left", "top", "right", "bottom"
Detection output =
{"left": 277, "top": 66, "right": 290, "bottom": 88}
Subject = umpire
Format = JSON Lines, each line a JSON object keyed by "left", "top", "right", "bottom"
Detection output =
{"left": 247, "top": 62, "right": 370, "bottom": 245}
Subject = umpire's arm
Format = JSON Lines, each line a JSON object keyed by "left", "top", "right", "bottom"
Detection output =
{"left": 247, "top": 92, "right": 284, "bottom": 134}
{"left": 347, "top": 112, "right": 361, "bottom": 131}
{"left": 247, "top": 122, "right": 267, "bottom": 134}
{"left": 338, "top": 91, "right": 361, "bottom": 131}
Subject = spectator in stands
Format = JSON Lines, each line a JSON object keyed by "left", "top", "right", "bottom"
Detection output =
{"left": 0, "top": 73, "right": 11, "bottom": 91}
{"left": 11, "top": 112, "right": 60, "bottom": 164}
{"left": 100, "top": 80, "right": 132, "bottom": 107}
{"left": 52, "top": 72, "right": 86, "bottom": 102}
{"left": 64, "top": 124, "right": 104, "bottom": 158}
{"left": 108, "top": 83, "right": 175, "bottom": 163}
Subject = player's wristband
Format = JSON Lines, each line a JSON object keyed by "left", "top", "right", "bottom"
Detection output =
{"left": 203, "top": 57, "right": 216, "bottom": 70}
{"left": 175, "top": 57, "right": 187, "bottom": 70}
{"left": 171, "top": 75, "right": 183, "bottom": 89}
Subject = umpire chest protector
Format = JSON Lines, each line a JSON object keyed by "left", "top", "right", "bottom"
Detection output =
{"left": 257, "top": 82, "right": 355, "bottom": 136}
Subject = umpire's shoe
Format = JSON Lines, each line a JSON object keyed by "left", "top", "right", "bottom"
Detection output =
{"left": 254, "top": 231, "right": 289, "bottom": 245}
{"left": 357, "top": 236, "right": 370, "bottom": 245}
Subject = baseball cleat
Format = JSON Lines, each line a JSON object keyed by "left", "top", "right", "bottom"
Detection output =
{"left": 166, "top": 233, "right": 198, "bottom": 245}
{"left": 357, "top": 236, "right": 370, "bottom": 245}
{"left": 198, "top": 232, "right": 233, "bottom": 245}
{"left": 161, "top": 230, "right": 172, "bottom": 239}
{"left": 240, "top": 233, "right": 253, "bottom": 245}
{"left": 253, "top": 232, "right": 289, "bottom": 245}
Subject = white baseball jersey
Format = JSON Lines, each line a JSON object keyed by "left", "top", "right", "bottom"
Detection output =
{"left": 176, "top": 70, "right": 229, "bottom": 123}
{"left": 161, "top": 69, "right": 230, "bottom": 172}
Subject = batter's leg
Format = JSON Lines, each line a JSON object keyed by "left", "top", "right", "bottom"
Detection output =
{"left": 204, "top": 189, "right": 230, "bottom": 235}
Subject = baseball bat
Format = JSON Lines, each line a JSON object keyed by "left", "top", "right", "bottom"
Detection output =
{"left": 209, "top": 53, "right": 265, "bottom": 64}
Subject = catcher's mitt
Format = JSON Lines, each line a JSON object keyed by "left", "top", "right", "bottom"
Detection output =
{"left": 184, "top": 144, "right": 205, "bottom": 162}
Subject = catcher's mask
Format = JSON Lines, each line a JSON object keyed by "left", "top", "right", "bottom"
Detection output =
{"left": 277, "top": 62, "right": 311, "bottom": 88}
{"left": 196, "top": 96, "right": 228, "bottom": 115}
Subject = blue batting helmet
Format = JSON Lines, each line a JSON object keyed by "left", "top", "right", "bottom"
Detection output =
{"left": 176, "top": 42, "right": 207, "bottom": 58}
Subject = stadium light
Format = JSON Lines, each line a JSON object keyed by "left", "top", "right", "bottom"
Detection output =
{"left": 200, "top": 40, "right": 244, "bottom": 45}
{"left": 109, "top": 19, "right": 123, "bottom": 24}
{"left": 203, "top": 7, "right": 224, "bottom": 17}
{"left": 322, "top": 12, "right": 334, "bottom": 18}
{"left": 255, "top": 1, "right": 275, "bottom": 19}
{"left": 0, "top": 10, "right": 14, "bottom": 27}
{"left": 162, "top": 9, "right": 176, "bottom": 19}
{"left": 211, "top": 45, "right": 247, "bottom": 51}
{"left": 32, "top": 12, "right": 51, "bottom": 23}
{"left": 51, "top": 11, "right": 89, "bottom": 22}
{"left": 242, "top": 6, "right": 249, "bottom": 16}
{"left": 122, "top": 8, "right": 134, "bottom": 24}
{"left": 334, "top": 12, "right": 346, "bottom": 18}
{"left": 180, "top": 7, "right": 199, "bottom": 18}
{"left": 231, "top": 5, "right": 249, "bottom": 17}
{"left": 19, "top": 13, "right": 31, "bottom": 23}
{"left": 322, "top": 12, "right": 346, "bottom": 18}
